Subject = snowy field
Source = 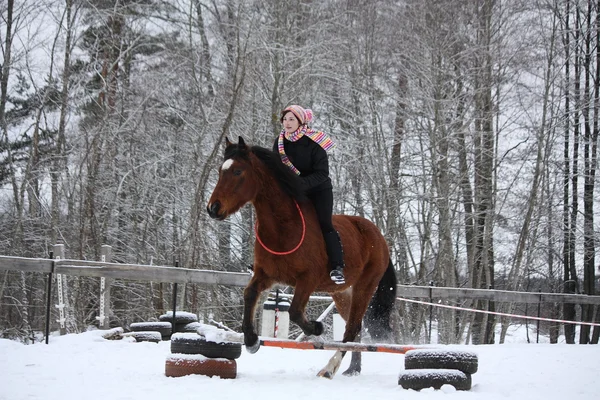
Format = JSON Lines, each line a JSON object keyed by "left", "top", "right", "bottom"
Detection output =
{"left": 1, "top": 326, "right": 599, "bottom": 400}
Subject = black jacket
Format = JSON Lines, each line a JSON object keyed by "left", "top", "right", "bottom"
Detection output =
{"left": 273, "top": 135, "right": 332, "bottom": 194}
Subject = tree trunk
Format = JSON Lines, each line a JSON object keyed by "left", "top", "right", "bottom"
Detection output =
{"left": 52, "top": 0, "right": 75, "bottom": 244}
{"left": 560, "top": 0, "right": 573, "bottom": 344}
{"left": 471, "top": 0, "right": 496, "bottom": 345}
{"left": 578, "top": 0, "right": 598, "bottom": 344}
{"left": 387, "top": 72, "right": 409, "bottom": 282}
{"left": 500, "top": 3, "right": 559, "bottom": 343}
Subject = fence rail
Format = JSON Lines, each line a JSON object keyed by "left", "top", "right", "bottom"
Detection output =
{"left": 2, "top": 254, "right": 600, "bottom": 305}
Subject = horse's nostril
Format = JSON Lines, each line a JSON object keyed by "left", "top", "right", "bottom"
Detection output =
{"left": 207, "top": 201, "right": 221, "bottom": 218}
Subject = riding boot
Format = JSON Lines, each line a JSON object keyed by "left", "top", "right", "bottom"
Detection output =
{"left": 324, "top": 230, "right": 345, "bottom": 284}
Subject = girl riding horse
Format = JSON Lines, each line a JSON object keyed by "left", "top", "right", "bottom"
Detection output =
{"left": 207, "top": 137, "right": 396, "bottom": 378}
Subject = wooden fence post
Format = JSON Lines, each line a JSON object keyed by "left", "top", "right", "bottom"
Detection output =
{"left": 44, "top": 251, "right": 55, "bottom": 344}
{"left": 53, "top": 244, "right": 67, "bottom": 336}
{"left": 97, "top": 245, "right": 112, "bottom": 329}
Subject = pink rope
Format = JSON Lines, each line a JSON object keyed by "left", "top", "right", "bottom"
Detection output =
{"left": 398, "top": 297, "right": 600, "bottom": 327}
{"left": 255, "top": 201, "right": 305, "bottom": 256}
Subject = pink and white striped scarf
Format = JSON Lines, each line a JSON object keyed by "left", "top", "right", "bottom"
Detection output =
{"left": 277, "top": 126, "right": 335, "bottom": 175}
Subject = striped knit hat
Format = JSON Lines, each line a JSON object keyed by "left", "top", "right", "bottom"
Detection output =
{"left": 281, "top": 105, "right": 313, "bottom": 125}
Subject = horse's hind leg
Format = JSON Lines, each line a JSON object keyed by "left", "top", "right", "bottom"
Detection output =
{"left": 288, "top": 283, "right": 323, "bottom": 337}
{"left": 332, "top": 291, "right": 362, "bottom": 376}
{"left": 345, "top": 353, "right": 362, "bottom": 376}
{"left": 342, "top": 338, "right": 362, "bottom": 376}
{"left": 317, "top": 317, "right": 363, "bottom": 378}
{"left": 318, "top": 280, "right": 378, "bottom": 378}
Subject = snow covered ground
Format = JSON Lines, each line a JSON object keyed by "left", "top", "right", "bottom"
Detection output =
{"left": 1, "top": 326, "right": 598, "bottom": 400}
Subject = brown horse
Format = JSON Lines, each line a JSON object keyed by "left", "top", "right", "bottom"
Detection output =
{"left": 207, "top": 137, "right": 396, "bottom": 378}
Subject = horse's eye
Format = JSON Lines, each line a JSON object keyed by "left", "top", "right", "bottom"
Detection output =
{"left": 233, "top": 169, "right": 242, "bottom": 176}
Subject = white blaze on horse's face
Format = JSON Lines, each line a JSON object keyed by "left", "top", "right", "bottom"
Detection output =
{"left": 221, "top": 158, "right": 234, "bottom": 171}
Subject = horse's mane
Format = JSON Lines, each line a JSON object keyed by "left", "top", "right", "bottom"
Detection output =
{"left": 224, "top": 143, "right": 306, "bottom": 202}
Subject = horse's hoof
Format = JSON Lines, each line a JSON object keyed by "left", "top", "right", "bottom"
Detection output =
{"left": 301, "top": 321, "right": 323, "bottom": 337}
{"left": 317, "top": 351, "right": 343, "bottom": 379}
{"left": 245, "top": 340, "right": 261, "bottom": 354}
{"left": 312, "top": 321, "right": 324, "bottom": 336}
{"left": 342, "top": 368, "right": 361, "bottom": 377}
{"left": 317, "top": 369, "right": 334, "bottom": 379}
{"left": 244, "top": 332, "right": 260, "bottom": 354}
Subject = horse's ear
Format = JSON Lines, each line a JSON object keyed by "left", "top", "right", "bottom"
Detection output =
{"left": 225, "top": 137, "right": 233, "bottom": 148}
{"left": 238, "top": 136, "right": 247, "bottom": 148}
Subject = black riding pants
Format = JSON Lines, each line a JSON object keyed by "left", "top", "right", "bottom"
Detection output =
{"left": 307, "top": 188, "right": 335, "bottom": 234}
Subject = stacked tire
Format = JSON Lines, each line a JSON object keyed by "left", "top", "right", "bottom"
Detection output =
{"left": 165, "top": 331, "right": 242, "bottom": 379}
{"left": 128, "top": 311, "right": 200, "bottom": 342}
{"left": 398, "top": 349, "right": 478, "bottom": 391}
{"left": 159, "top": 311, "right": 199, "bottom": 333}
{"left": 128, "top": 322, "right": 172, "bottom": 342}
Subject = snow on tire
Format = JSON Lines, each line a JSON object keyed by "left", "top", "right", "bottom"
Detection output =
{"left": 128, "top": 331, "right": 162, "bottom": 343}
{"left": 129, "top": 322, "right": 172, "bottom": 340}
{"left": 159, "top": 311, "right": 198, "bottom": 325}
{"left": 170, "top": 333, "right": 242, "bottom": 360}
{"left": 165, "top": 354, "right": 237, "bottom": 379}
{"left": 174, "top": 321, "right": 203, "bottom": 333}
{"left": 398, "top": 369, "right": 472, "bottom": 391}
{"left": 405, "top": 349, "right": 478, "bottom": 374}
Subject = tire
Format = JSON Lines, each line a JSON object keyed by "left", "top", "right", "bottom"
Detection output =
{"left": 405, "top": 349, "right": 478, "bottom": 374}
{"left": 159, "top": 311, "right": 198, "bottom": 325}
{"left": 129, "top": 331, "right": 162, "bottom": 343}
{"left": 174, "top": 322, "right": 202, "bottom": 333}
{"left": 170, "top": 333, "right": 242, "bottom": 360}
{"left": 102, "top": 327, "right": 125, "bottom": 340}
{"left": 165, "top": 355, "right": 237, "bottom": 379}
{"left": 129, "top": 322, "right": 172, "bottom": 340}
{"left": 398, "top": 369, "right": 472, "bottom": 391}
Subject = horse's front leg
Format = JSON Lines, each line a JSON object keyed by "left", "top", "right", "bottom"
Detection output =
{"left": 242, "top": 271, "right": 273, "bottom": 354}
{"left": 288, "top": 283, "right": 323, "bottom": 337}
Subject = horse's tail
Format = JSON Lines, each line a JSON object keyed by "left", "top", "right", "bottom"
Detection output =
{"left": 364, "top": 259, "right": 397, "bottom": 342}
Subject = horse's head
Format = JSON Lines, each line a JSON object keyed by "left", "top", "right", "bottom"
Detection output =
{"left": 207, "top": 136, "right": 259, "bottom": 220}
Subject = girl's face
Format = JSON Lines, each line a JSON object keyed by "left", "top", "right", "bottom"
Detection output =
{"left": 282, "top": 112, "right": 301, "bottom": 133}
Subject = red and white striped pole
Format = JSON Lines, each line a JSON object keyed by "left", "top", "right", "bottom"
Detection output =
{"left": 273, "top": 290, "right": 280, "bottom": 338}
{"left": 274, "top": 307, "right": 279, "bottom": 338}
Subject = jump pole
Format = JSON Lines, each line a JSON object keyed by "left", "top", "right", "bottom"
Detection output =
{"left": 258, "top": 337, "right": 424, "bottom": 355}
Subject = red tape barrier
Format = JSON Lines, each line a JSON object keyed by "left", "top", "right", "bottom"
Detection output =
{"left": 259, "top": 337, "right": 422, "bottom": 354}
